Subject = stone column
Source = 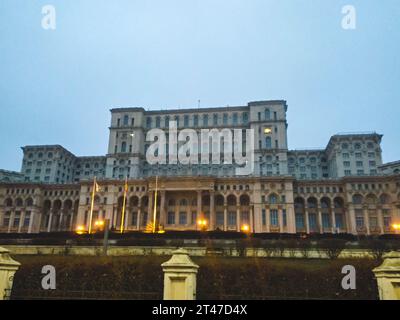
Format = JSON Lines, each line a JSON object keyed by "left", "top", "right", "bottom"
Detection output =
{"left": 210, "top": 191, "right": 215, "bottom": 231}
{"left": 236, "top": 202, "right": 240, "bottom": 232}
{"left": 28, "top": 211, "right": 35, "bottom": 234}
{"left": 331, "top": 205, "right": 336, "bottom": 233}
{"left": 148, "top": 192, "right": 154, "bottom": 226}
{"left": 0, "top": 247, "right": 20, "bottom": 300}
{"left": 364, "top": 206, "right": 370, "bottom": 235}
{"left": 223, "top": 203, "right": 228, "bottom": 231}
{"left": 317, "top": 206, "right": 323, "bottom": 234}
{"left": 250, "top": 207, "right": 254, "bottom": 233}
{"left": 7, "top": 212, "right": 14, "bottom": 233}
{"left": 18, "top": 212, "right": 24, "bottom": 233}
{"left": 378, "top": 207, "right": 384, "bottom": 234}
{"left": 47, "top": 212, "right": 53, "bottom": 233}
{"left": 348, "top": 206, "right": 356, "bottom": 235}
{"left": 160, "top": 191, "right": 166, "bottom": 228}
{"left": 373, "top": 251, "right": 400, "bottom": 300}
{"left": 278, "top": 208, "right": 283, "bottom": 233}
{"left": 137, "top": 198, "right": 142, "bottom": 230}
{"left": 197, "top": 191, "right": 202, "bottom": 220}
{"left": 161, "top": 248, "right": 199, "bottom": 300}
{"left": 265, "top": 208, "right": 270, "bottom": 232}
{"left": 305, "top": 209, "right": 310, "bottom": 234}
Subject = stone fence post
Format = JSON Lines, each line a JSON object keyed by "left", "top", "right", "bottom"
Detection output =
{"left": 0, "top": 247, "right": 21, "bottom": 300}
{"left": 161, "top": 248, "right": 199, "bottom": 300}
{"left": 373, "top": 251, "right": 400, "bottom": 300}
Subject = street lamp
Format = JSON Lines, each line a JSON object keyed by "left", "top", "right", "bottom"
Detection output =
{"left": 75, "top": 225, "right": 86, "bottom": 235}
{"left": 197, "top": 219, "right": 208, "bottom": 231}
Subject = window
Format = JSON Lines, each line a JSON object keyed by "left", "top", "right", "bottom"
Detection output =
{"left": 269, "top": 194, "right": 278, "bottom": 204}
{"left": 146, "top": 117, "right": 152, "bottom": 129}
{"left": 213, "top": 114, "right": 218, "bottom": 125}
{"left": 242, "top": 112, "right": 248, "bottom": 124}
{"left": 355, "top": 153, "right": 362, "bottom": 158}
{"left": 179, "top": 212, "right": 187, "bottom": 225}
{"left": 265, "top": 137, "right": 272, "bottom": 149}
{"left": 354, "top": 143, "right": 361, "bottom": 150}
{"left": 228, "top": 212, "right": 236, "bottom": 226}
{"left": 262, "top": 209, "right": 267, "bottom": 225}
{"left": 322, "top": 214, "right": 331, "bottom": 228}
{"left": 123, "top": 115, "right": 129, "bottom": 126}
{"left": 282, "top": 210, "right": 287, "bottom": 226}
{"left": 156, "top": 116, "right": 161, "bottom": 127}
{"left": 369, "top": 161, "right": 376, "bottom": 167}
{"left": 184, "top": 115, "right": 189, "bottom": 127}
{"left": 344, "top": 170, "right": 352, "bottom": 176}
{"left": 223, "top": 113, "right": 228, "bottom": 125}
{"left": 342, "top": 153, "right": 349, "bottom": 159}
{"left": 216, "top": 212, "right": 224, "bottom": 226}
{"left": 167, "top": 212, "right": 175, "bottom": 225}
{"left": 233, "top": 113, "right": 238, "bottom": 125}
{"left": 343, "top": 161, "right": 350, "bottom": 167}
{"left": 265, "top": 109, "right": 270, "bottom": 120}
{"left": 193, "top": 115, "right": 199, "bottom": 127}
{"left": 270, "top": 209, "right": 279, "bottom": 226}
{"left": 121, "top": 142, "right": 127, "bottom": 153}
{"left": 203, "top": 114, "right": 208, "bottom": 126}
{"left": 295, "top": 214, "right": 304, "bottom": 229}
{"left": 356, "top": 161, "right": 363, "bottom": 167}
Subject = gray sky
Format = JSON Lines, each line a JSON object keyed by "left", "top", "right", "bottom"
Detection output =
{"left": 1, "top": 0, "right": 399, "bottom": 171}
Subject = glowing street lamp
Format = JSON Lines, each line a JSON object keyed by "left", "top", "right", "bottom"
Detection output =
{"left": 197, "top": 219, "right": 208, "bottom": 231}
{"left": 75, "top": 225, "right": 86, "bottom": 235}
{"left": 392, "top": 223, "right": 400, "bottom": 234}
{"left": 241, "top": 224, "right": 250, "bottom": 233}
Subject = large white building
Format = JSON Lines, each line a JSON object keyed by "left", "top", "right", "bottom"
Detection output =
{"left": 1, "top": 100, "right": 399, "bottom": 235}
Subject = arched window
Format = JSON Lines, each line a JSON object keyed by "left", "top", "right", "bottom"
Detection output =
{"left": 146, "top": 117, "right": 152, "bottom": 129}
{"left": 265, "top": 109, "right": 270, "bottom": 120}
{"left": 179, "top": 199, "right": 188, "bottom": 207}
{"left": 379, "top": 194, "right": 391, "bottom": 205}
{"left": 156, "top": 116, "right": 161, "bottom": 127}
{"left": 203, "top": 114, "right": 208, "bottom": 126}
{"left": 352, "top": 194, "right": 363, "bottom": 205}
{"left": 123, "top": 115, "right": 129, "bottom": 126}
{"left": 269, "top": 194, "right": 278, "bottom": 204}
{"left": 242, "top": 112, "right": 248, "bottom": 124}
{"left": 121, "top": 142, "right": 127, "bottom": 153}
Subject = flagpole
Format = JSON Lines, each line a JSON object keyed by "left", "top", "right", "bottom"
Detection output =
{"left": 152, "top": 175, "right": 158, "bottom": 233}
{"left": 120, "top": 177, "right": 128, "bottom": 234}
{"left": 88, "top": 177, "right": 96, "bottom": 234}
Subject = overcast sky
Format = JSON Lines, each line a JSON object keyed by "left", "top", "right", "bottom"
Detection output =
{"left": 1, "top": 0, "right": 399, "bottom": 171}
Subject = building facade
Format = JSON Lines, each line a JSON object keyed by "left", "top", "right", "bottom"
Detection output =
{"left": 0, "top": 100, "right": 399, "bottom": 234}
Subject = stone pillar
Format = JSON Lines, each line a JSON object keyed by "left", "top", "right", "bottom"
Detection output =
{"left": 278, "top": 208, "right": 283, "bottom": 233}
{"left": 250, "top": 207, "right": 254, "bottom": 233}
{"left": 137, "top": 198, "right": 142, "bottom": 230}
{"left": 161, "top": 248, "right": 199, "bottom": 300}
{"left": 364, "top": 207, "right": 370, "bottom": 235}
{"left": 378, "top": 208, "right": 384, "bottom": 235}
{"left": 223, "top": 204, "right": 228, "bottom": 231}
{"left": 317, "top": 207, "right": 323, "bottom": 234}
{"left": 47, "top": 212, "right": 53, "bottom": 233}
{"left": 305, "top": 209, "right": 310, "bottom": 234}
{"left": 373, "top": 251, "right": 400, "bottom": 300}
{"left": 18, "top": 212, "right": 24, "bottom": 233}
{"left": 0, "top": 247, "right": 20, "bottom": 300}
{"left": 331, "top": 205, "right": 336, "bottom": 233}
{"left": 236, "top": 204, "right": 240, "bottom": 232}
{"left": 7, "top": 212, "right": 14, "bottom": 233}
{"left": 160, "top": 191, "right": 166, "bottom": 228}
{"left": 28, "top": 211, "right": 35, "bottom": 234}
{"left": 210, "top": 192, "right": 215, "bottom": 231}
{"left": 148, "top": 192, "right": 154, "bottom": 225}
{"left": 348, "top": 206, "right": 356, "bottom": 234}
{"left": 197, "top": 191, "right": 202, "bottom": 220}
